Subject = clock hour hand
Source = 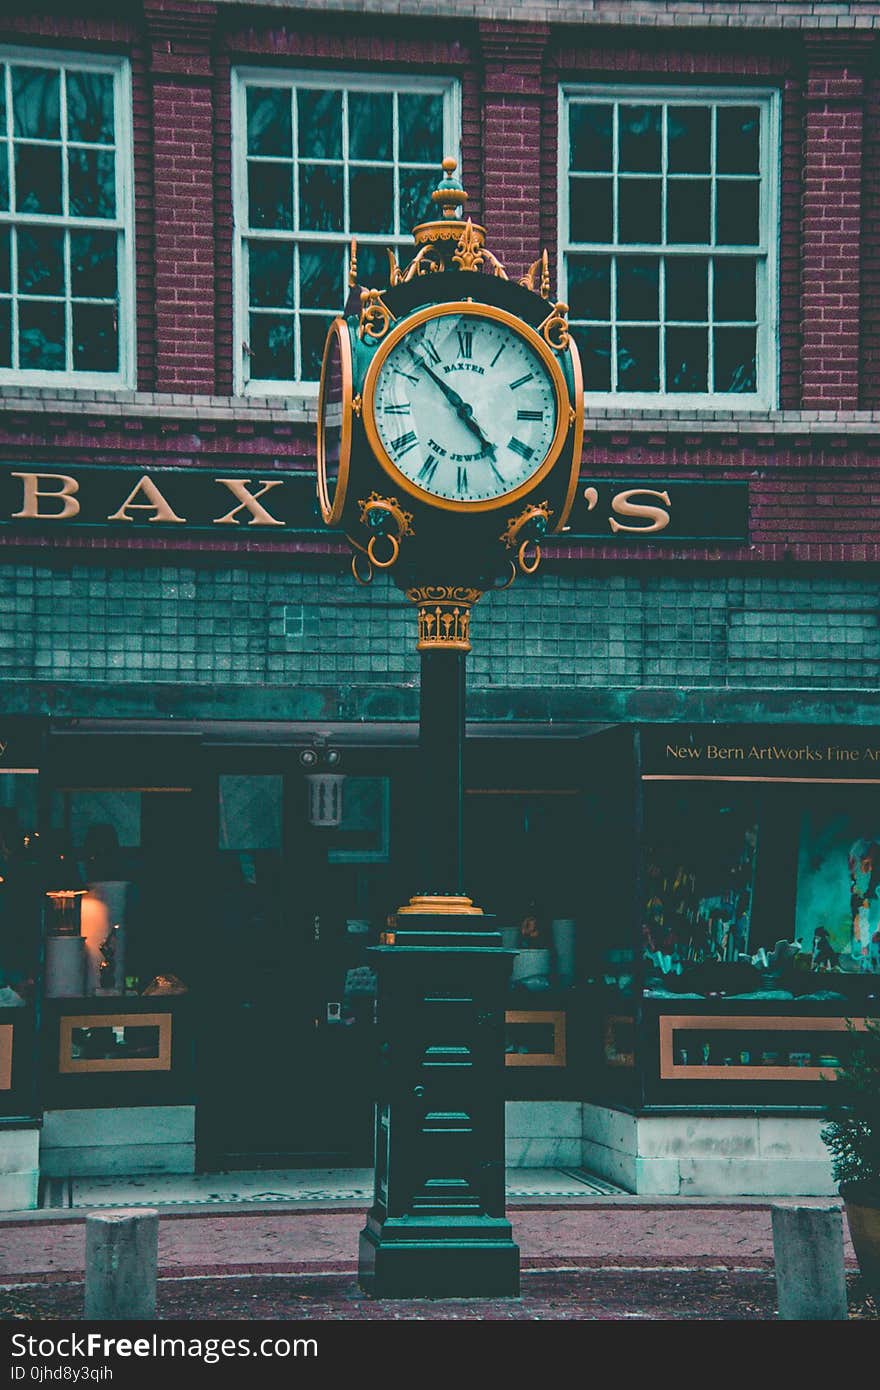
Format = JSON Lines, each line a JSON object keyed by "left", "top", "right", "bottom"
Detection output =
{"left": 408, "top": 346, "right": 498, "bottom": 459}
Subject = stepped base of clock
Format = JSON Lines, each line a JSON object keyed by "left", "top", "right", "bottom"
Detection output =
{"left": 398, "top": 892, "right": 483, "bottom": 915}
{"left": 358, "top": 919, "right": 518, "bottom": 1299}
{"left": 359, "top": 1214, "right": 520, "bottom": 1298}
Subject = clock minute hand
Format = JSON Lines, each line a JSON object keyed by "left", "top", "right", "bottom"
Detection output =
{"left": 408, "top": 347, "right": 498, "bottom": 458}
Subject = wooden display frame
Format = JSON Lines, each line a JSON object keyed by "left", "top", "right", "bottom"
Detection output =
{"left": 0, "top": 1024, "right": 12, "bottom": 1090}
{"left": 658, "top": 1014, "right": 869, "bottom": 1082}
{"left": 505, "top": 1010, "right": 566, "bottom": 1068}
{"left": 58, "top": 1013, "right": 172, "bottom": 1074}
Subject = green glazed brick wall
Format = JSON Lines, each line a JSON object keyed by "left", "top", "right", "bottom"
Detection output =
{"left": 0, "top": 564, "right": 877, "bottom": 692}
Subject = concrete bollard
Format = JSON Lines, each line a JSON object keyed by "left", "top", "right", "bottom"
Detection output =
{"left": 771, "top": 1203, "right": 848, "bottom": 1320}
{"left": 84, "top": 1208, "right": 159, "bottom": 1321}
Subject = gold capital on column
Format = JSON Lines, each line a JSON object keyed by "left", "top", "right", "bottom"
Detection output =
{"left": 405, "top": 586, "right": 483, "bottom": 652}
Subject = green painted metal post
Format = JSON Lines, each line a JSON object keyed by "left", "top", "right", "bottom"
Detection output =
{"left": 357, "top": 600, "right": 520, "bottom": 1298}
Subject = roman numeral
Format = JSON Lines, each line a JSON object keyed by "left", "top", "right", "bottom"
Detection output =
{"left": 383, "top": 402, "right": 411, "bottom": 415}
{"left": 508, "top": 437, "right": 534, "bottom": 461}
{"left": 490, "top": 343, "right": 506, "bottom": 367}
{"left": 421, "top": 339, "right": 441, "bottom": 365}
{"left": 509, "top": 373, "right": 534, "bottom": 390}
{"left": 517, "top": 409, "right": 543, "bottom": 421}
{"left": 457, "top": 329, "right": 473, "bottom": 359}
{"left": 394, "top": 367, "right": 419, "bottom": 384}
{"left": 392, "top": 431, "right": 418, "bottom": 457}
{"left": 456, "top": 465, "right": 469, "bottom": 493}
{"left": 418, "top": 454, "right": 440, "bottom": 483}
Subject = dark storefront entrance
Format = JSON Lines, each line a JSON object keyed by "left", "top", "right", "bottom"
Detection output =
{"left": 27, "top": 721, "right": 593, "bottom": 1170}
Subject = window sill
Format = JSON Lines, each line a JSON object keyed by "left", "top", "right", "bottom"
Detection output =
{"left": 0, "top": 384, "right": 319, "bottom": 424}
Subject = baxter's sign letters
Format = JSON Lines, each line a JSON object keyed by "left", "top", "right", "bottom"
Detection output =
{"left": 0, "top": 464, "right": 749, "bottom": 543}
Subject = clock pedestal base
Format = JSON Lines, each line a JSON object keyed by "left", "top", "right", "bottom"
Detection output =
{"left": 357, "top": 916, "right": 520, "bottom": 1298}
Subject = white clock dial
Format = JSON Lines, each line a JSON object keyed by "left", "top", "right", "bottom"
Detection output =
{"left": 368, "top": 310, "right": 561, "bottom": 506}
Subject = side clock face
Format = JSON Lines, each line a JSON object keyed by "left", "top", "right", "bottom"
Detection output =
{"left": 317, "top": 317, "right": 353, "bottom": 525}
{"left": 362, "top": 303, "right": 569, "bottom": 511}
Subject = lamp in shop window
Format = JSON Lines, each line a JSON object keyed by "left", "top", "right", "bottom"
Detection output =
{"left": 45, "top": 853, "right": 86, "bottom": 936}
{"left": 44, "top": 846, "right": 87, "bottom": 998}
{"left": 300, "top": 740, "right": 345, "bottom": 827}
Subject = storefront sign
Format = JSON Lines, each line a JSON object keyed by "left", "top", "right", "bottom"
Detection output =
{"left": 566, "top": 480, "right": 748, "bottom": 542}
{"left": 0, "top": 464, "right": 748, "bottom": 543}
{"left": 641, "top": 725, "right": 880, "bottom": 780}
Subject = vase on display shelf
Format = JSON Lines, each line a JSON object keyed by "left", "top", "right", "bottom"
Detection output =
{"left": 551, "top": 919, "right": 577, "bottom": 987}
{"left": 81, "top": 882, "right": 129, "bottom": 995}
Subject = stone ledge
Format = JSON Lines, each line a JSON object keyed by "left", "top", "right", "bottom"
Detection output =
{"left": 216, "top": 0, "right": 880, "bottom": 33}
{"left": 2, "top": 387, "right": 880, "bottom": 441}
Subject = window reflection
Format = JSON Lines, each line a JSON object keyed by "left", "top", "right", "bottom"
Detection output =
{"left": 0, "top": 57, "right": 123, "bottom": 379}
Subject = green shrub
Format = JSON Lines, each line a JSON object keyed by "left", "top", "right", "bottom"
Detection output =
{"left": 820, "top": 1018, "right": 880, "bottom": 1190}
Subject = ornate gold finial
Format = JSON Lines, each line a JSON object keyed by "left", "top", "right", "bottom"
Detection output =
{"left": 540, "top": 249, "right": 550, "bottom": 299}
{"left": 519, "top": 250, "right": 552, "bottom": 298}
{"left": 406, "top": 585, "right": 483, "bottom": 652}
{"left": 431, "top": 157, "right": 468, "bottom": 218}
{"left": 387, "top": 247, "right": 403, "bottom": 286}
{"left": 348, "top": 239, "right": 358, "bottom": 288}
{"left": 452, "top": 218, "right": 484, "bottom": 273}
{"left": 410, "top": 157, "right": 487, "bottom": 267}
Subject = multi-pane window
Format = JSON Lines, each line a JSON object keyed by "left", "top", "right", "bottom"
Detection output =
{"left": 0, "top": 50, "right": 132, "bottom": 385}
{"left": 233, "top": 70, "right": 458, "bottom": 391}
{"left": 560, "top": 88, "right": 778, "bottom": 406}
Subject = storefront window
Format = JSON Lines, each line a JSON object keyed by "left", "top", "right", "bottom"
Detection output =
{"left": 795, "top": 794, "right": 880, "bottom": 974}
{"left": 49, "top": 786, "right": 196, "bottom": 998}
{"left": 641, "top": 781, "right": 880, "bottom": 1001}
{"left": 0, "top": 771, "right": 40, "bottom": 1006}
{"left": 643, "top": 785, "right": 759, "bottom": 977}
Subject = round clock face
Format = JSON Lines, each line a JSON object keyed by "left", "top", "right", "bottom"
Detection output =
{"left": 363, "top": 304, "right": 568, "bottom": 510}
{"left": 317, "top": 317, "right": 353, "bottom": 525}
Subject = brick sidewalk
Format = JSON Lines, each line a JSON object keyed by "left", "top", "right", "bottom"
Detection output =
{"left": 1, "top": 1203, "right": 873, "bottom": 1323}
{"left": 0, "top": 1202, "right": 860, "bottom": 1283}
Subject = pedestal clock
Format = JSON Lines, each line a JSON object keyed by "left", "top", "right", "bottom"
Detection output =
{"left": 317, "top": 158, "right": 584, "bottom": 1297}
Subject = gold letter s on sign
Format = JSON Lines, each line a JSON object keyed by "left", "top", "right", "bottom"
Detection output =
{"left": 609, "top": 489, "right": 671, "bottom": 534}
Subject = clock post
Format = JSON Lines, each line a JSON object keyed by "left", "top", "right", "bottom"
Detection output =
{"left": 316, "top": 160, "right": 583, "bottom": 1297}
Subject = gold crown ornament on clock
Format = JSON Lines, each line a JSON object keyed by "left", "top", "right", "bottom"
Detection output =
{"left": 317, "top": 157, "right": 584, "bottom": 608}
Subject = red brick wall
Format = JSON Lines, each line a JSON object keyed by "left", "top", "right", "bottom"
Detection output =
{"left": 800, "top": 37, "right": 871, "bottom": 409}
{"left": 0, "top": 5, "right": 878, "bottom": 569}
{"left": 861, "top": 71, "right": 880, "bottom": 407}
{"left": 146, "top": 2, "right": 218, "bottom": 393}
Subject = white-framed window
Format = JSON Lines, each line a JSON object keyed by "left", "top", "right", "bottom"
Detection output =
{"left": 232, "top": 68, "right": 459, "bottom": 394}
{"left": 559, "top": 85, "right": 780, "bottom": 409}
{"left": 0, "top": 47, "right": 134, "bottom": 388}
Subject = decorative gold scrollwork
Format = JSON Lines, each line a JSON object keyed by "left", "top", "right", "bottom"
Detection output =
{"left": 537, "top": 301, "right": 571, "bottom": 352}
{"left": 500, "top": 500, "right": 554, "bottom": 552}
{"left": 367, "top": 532, "right": 400, "bottom": 569}
{"left": 517, "top": 539, "right": 541, "bottom": 575}
{"left": 493, "top": 561, "right": 517, "bottom": 591}
{"left": 518, "top": 250, "right": 550, "bottom": 299}
{"left": 405, "top": 585, "right": 483, "bottom": 652}
{"left": 351, "top": 551, "right": 373, "bottom": 585}
{"left": 358, "top": 492, "right": 414, "bottom": 539}
{"left": 452, "top": 218, "right": 484, "bottom": 273}
{"left": 351, "top": 393, "right": 362, "bottom": 418}
{"left": 358, "top": 288, "right": 396, "bottom": 341}
{"left": 387, "top": 248, "right": 404, "bottom": 286}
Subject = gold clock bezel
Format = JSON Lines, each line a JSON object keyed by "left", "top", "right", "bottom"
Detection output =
{"left": 361, "top": 301, "right": 572, "bottom": 514}
{"left": 317, "top": 315, "right": 354, "bottom": 526}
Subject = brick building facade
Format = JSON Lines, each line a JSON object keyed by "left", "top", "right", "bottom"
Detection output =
{"left": 1, "top": 0, "right": 879, "bottom": 1206}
